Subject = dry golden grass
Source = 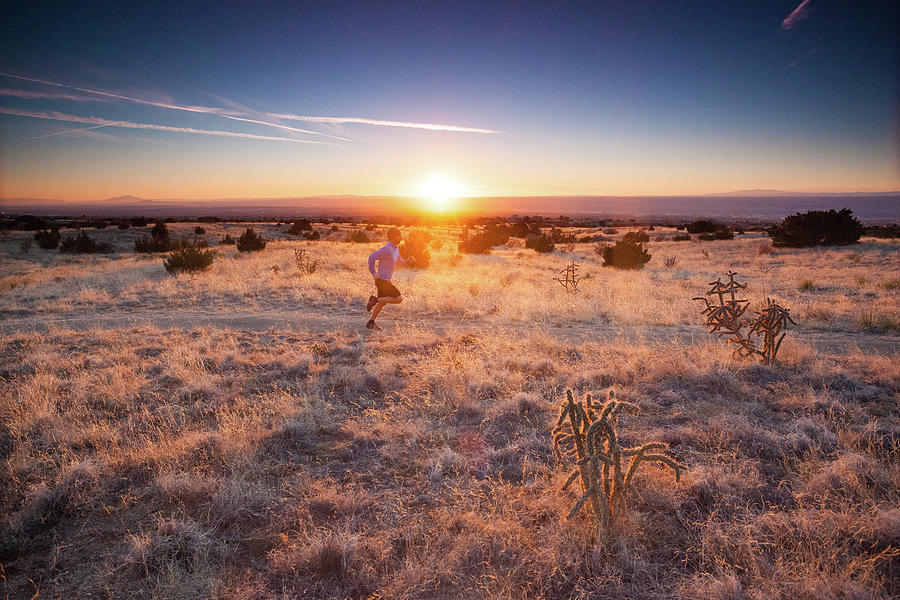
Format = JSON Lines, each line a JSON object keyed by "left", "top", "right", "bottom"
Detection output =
{"left": 0, "top": 223, "right": 898, "bottom": 598}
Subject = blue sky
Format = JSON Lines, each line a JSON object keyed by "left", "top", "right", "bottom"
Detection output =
{"left": 1, "top": 0, "right": 897, "bottom": 202}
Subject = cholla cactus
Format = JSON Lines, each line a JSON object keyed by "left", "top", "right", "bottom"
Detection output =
{"left": 748, "top": 298, "right": 796, "bottom": 364}
{"left": 553, "top": 389, "right": 685, "bottom": 531}
{"left": 694, "top": 271, "right": 795, "bottom": 363}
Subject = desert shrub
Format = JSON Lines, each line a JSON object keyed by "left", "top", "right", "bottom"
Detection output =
{"left": 698, "top": 229, "right": 734, "bottom": 241}
{"left": 194, "top": 226, "right": 206, "bottom": 235}
{"left": 304, "top": 230, "right": 321, "bottom": 240}
{"left": 547, "top": 227, "right": 576, "bottom": 244}
{"left": 364, "top": 223, "right": 377, "bottom": 231}
{"left": 663, "top": 255, "right": 678, "bottom": 268}
{"left": 449, "top": 253, "right": 463, "bottom": 267}
{"left": 459, "top": 224, "right": 510, "bottom": 254}
{"left": 768, "top": 208, "right": 863, "bottom": 247}
{"left": 33, "top": 229, "right": 60, "bottom": 249}
{"left": 673, "top": 233, "right": 691, "bottom": 241}
{"left": 164, "top": 245, "right": 215, "bottom": 274}
{"left": 525, "top": 234, "right": 555, "bottom": 253}
{"left": 131, "top": 216, "right": 148, "bottom": 227}
{"left": 402, "top": 230, "right": 432, "bottom": 268}
{"left": 345, "top": 230, "right": 370, "bottom": 243}
{"left": 117, "top": 220, "right": 131, "bottom": 229}
{"left": 686, "top": 220, "right": 722, "bottom": 234}
{"left": 685, "top": 219, "right": 734, "bottom": 240}
{"left": 293, "top": 249, "right": 320, "bottom": 275}
{"left": 219, "top": 234, "right": 236, "bottom": 245}
{"left": 799, "top": 280, "right": 816, "bottom": 292}
{"left": 237, "top": 227, "right": 266, "bottom": 252}
{"left": 757, "top": 242, "right": 774, "bottom": 255}
{"left": 600, "top": 239, "right": 651, "bottom": 269}
{"left": 59, "top": 231, "right": 113, "bottom": 254}
{"left": 509, "top": 221, "right": 541, "bottom": 238}
{"left": 135, "top": 221, "right": 176, "bottom": 252}
{"left": 287, "top": 219, "right": 312, "bottom": 235}
{"left": 622, "top": 229, "right": 649, "bottom": 244}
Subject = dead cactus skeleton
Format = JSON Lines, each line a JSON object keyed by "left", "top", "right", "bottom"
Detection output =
{"left": 694, "top": 271, "right": 795, "bottom": 363}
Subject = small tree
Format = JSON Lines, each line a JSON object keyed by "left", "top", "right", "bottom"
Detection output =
{"left": 135, "top": 221, "right": 176, "bottom": 252}
{"left": 237, "top": 227, "right": 266, "bottom": 252}
{"left": 768, "top": 208, "right": 863, "bottom": 247}
{"left": 600, "top": 239, "right": 651, "bottom": 269}
{"left": 164, "top": 245, "right": 215, "bottom": 274}
{"left": 525, "top": 234, "right": 555, "bottom": 253}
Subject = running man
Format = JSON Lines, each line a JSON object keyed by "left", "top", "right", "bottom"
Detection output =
{"left": 365, "top": 227, "right": 412, "bottom": 330}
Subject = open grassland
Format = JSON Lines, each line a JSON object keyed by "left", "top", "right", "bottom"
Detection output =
{"left": 1, "top": 223, "right": 898, "bottom": 598}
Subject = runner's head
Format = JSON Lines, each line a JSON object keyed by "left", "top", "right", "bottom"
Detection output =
{"left": 387, "top": 227, "right": 401, "bottom": 244}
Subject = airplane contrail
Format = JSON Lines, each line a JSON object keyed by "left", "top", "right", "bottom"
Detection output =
{"left": 268, "top": 112, "right": 500, "bottom": 134}
{"left": 0, "top": 72, "right": 498, "bottom": 137}
{"left": 0, "top": 107, "right": 328, "bottom": 144}
{"left": 0, "top": 72, "right": 348, "bottom": 141}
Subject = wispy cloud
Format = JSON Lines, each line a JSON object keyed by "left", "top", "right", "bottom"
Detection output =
{"left": 0, "top": 71, "right": 499, "bottom": 140}
{"left": 27, "top": 124, "right": 111, "bottom": 140}
{"left": 0, "top": 72, "right": 348, "bottom": 141}
{"left": 0, "top": 88, "right": 106, "bottom": 102}
{"left": 0, "top": 107, "right": 327, "bottom": 144}
{"left": 268, "top": 113, "right": 500, "bottom": 134}
{"left": 222, "top": 115, "right": 351, "bottom": 141}
{"left": 782, "top": 0, "right": 813, "bottom": 30}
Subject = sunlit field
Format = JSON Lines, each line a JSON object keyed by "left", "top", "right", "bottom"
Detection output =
{"left": 1, "top": 223, "right": 898, "bottom": 599}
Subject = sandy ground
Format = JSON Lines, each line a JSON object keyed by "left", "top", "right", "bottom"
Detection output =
{"left": 1, "top": 307, "right": 896, "bottom": 356}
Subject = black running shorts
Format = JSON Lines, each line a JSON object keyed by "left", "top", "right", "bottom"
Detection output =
{"left": 375, "top": 278, "right": 401, "bottom": 298}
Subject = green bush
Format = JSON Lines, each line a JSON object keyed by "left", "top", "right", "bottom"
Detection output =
{"left": 135, "top": 221, "right": 176, "bottom": 252}
{"left": 622, "top": 229, "right": 649, "bottom": 244}
{"left": 600, "top": 239, "right": 651, "bottom": 269}
{"left": 402, "top": 230, "right": 432, "bottom": 268}
{"left": 164, "top": 245, "right": 215, "bottom": 274}
{"left": 34, "top": 229, "right": 60, "bottom": 249}
{"left": 60, "top": 231, "right": 113, "bottom": 254}
{"left": 698, "top": 229, "right": 734, "bottom": 241}
{"left": 345, "top": 230, "right": 370, "bottom": 243}
{"left": 768, "top": 208, "right": 863, "bottom": 247}
{"left": 237, "top": 227, "right": 266, "bottom": 252}
{"left": 525, "top": 234, "right": 555, "bottom": 253}
{"left": 220, "top": 234, "right": 236, "bottom": 245}
{"left": 459, "top": 224, "right": 510, "bottom": 254}
{"left": 287, "top": 219, "right": 312, "bottom": 235}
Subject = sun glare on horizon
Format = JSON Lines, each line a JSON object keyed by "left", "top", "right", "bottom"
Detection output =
{"left": 418, "top": 172, "right": 463, "bottom": 213}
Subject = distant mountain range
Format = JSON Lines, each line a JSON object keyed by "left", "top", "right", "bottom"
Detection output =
{"left": 2, "top": 191, "right": 898, "bottom": 222}
{"left": 706, "top": 189, "right": 900, "bottom": 197}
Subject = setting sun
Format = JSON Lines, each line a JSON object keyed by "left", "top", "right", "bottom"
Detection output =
{"left": 418, "top": 173, "right": 463, "bottom": 213}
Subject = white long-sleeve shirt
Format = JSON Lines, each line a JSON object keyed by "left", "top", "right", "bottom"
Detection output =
{"left": 368, "top": 242, "right": 402, "bottom": 280}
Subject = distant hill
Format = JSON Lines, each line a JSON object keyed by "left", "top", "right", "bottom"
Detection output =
{"left": 709, "top": 189, "right": 900, "bottom": 197}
